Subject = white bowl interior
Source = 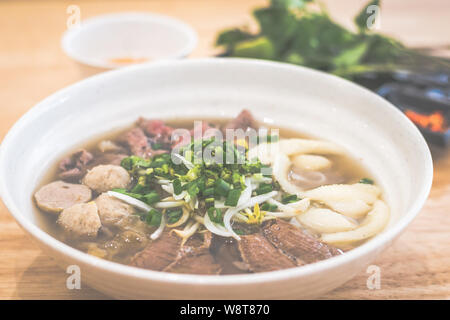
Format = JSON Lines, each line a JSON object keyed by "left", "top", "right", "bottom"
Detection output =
{"left": 0, "top": 59, "right": 432, "bottom": 298}
{"left": 62, "top": 13, "right": 197, "bottom": 68}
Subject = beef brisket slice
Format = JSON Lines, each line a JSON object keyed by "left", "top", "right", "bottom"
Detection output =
{"left": 237, "top": 233, "right": 297, "bottom": 273}
{"left": 58, "top": 149, "right": 93, "bottom": 181}
{"left": 124, "top": 127, "right": 153, "bottom": 158}
{"left": 129, "top": 231, "right": 180, "bottom": 270}
{"left": 163, "top": 247, "right": 221, "bottom": 275}
{"left": 212, "top": 237, "right": 251, "bottom": 274}
{"left": 262, "top": 219, "right": 342, "bottom": 264}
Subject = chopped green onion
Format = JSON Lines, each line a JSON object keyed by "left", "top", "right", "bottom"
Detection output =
{"left": 167, "top": 208, "right": 183, "bottom": 224}
{"left": 225, "top": 188, "right": 242, "bottom": 207}
{"left": 146, "top": 209, "right": 162, "bottom": 226}
{"left": 232, "top": 171, "right": 243, "bottom": 188}
{"left": 255, "top": 183, "right": 273, "bottom": 195}
{"left": 186, "top": 181, "right": 200, "bottom": 198}
{"left": 359, "top": 178, "right": 374, "bottom": 184}
{"left": 172, "top": 178, "right": 182, "bottom": 195}
{"left": 203, "top": 187, "right": 215, "bottom": 197}
{"left": 261, "top": 203, "right": 278, "bottom": 211}
{"left": 207, "top": 207, "right": 223, "bottom": 224}
{"left": 281, "top": 194, "right": 298, "bottom": 204}
{"left": 142, "top": 192, "right": 160, "bottom": 205}
{"left": 215, "top": 178, "right": 231, "bottom": 197}
{"left": 205, "top": 197, "right": 215, "bottom": 208}
{"left": 120, "top": 156, "right": 152, "bottom": 171}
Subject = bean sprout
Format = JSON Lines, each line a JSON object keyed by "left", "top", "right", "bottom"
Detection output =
{"left": 150, "top": 213, "right": 166, "bottom": 240}
{"left": 107, "top": 191, "right": 152, "bottom": 212}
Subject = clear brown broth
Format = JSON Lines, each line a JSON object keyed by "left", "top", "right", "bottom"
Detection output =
{"left": 34, "top": 118, "right": 375, "bottom": 272}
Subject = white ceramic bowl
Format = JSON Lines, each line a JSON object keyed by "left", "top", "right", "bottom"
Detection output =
{"left": 62, "top": 12, "right": 197, "bottom": 70}
{"left": 0, "top": 59, "right": 432, "bottom": 299}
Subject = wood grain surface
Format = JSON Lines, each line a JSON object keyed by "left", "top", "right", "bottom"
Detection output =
{"left": 0, "top": 0, "right": 449, "bottom": 300}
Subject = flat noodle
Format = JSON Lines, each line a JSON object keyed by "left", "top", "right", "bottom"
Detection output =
{"left": 248, "top": 138, "right": 345, "bottom": 165}
{"left": 297, "top": 207, "right": 358, "bottom": 233}
{"left": 272, "top": 153, "right": 303, "bottom": 194}
{"left": 300, "top": 183, "right": 381, "bottom": 218}
{"left": 291, "top": 154, "right": 332, "bottom": 171}
{"left": 320, "top": 200, "right": 390, "bottom": 246}
{"left": 301, "top": 183, "right": 381, "bottom": 204}
{"left": 325, "top": 199, "right": 371, "bottom": 219}
{"left": 248, "top": 138, "right": 346, "bottom": 194}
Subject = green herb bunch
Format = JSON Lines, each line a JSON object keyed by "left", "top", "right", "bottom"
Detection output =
{"left": 216, "top": 0, "right": 449, "bottom": 79}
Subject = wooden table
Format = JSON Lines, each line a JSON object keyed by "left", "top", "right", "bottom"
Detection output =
{"left": 1, "top": 0, "right": 449, "bottom": 300}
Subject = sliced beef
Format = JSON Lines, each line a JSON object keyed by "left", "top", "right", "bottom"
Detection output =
{"left": 211, "top": 237, "right": 250, "bottom": 274}
{"left": 185, "top": 231, "right": 213, "bottom": 249}
{"left": 237, "top": 233, "right": 297, "bottom": 273}
{"left": 129, "top": 231, "right": 181, "bottom": 270}
{"left": 163, "top": 231, "right": 220, "bottom": 275}
{"left": 123, "top": 127, "right": 153, "bottom": 158}
{"left": 262, "top": 219, "right": 343, "bottom": 264}
{"left": 223, "top": 109, "right": 257, "bottom": 131}
{"left": 122, "top": 127, "right": 167, "bottom": 158}
{"left": 130, "top": 230, "right": 215, "bottom": 273}
{"left": 58, "top": 149, "right": 93, "bottom": 181}
{"left": 34, "top": 180, "right": 92, "bottom": 214}
{"left": 163, "top": 247, "right": 221, "bottom": 275}
{"left": 138, "top": 118, "right": 174, "bottom": 146}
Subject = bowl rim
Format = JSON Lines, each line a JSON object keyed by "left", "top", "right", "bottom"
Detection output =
{"left": 61, "top": 11, "right": 198, "bottom": 69}
{"left": 0, "top": 58, "right": 433, "bottom": 286}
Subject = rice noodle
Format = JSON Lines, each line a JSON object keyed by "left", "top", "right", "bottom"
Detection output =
{"left": 290, "top": 171, "right": 326, "bottom": 184}
{"left": 107, "top": 191, "right": 153, "bottom": 212}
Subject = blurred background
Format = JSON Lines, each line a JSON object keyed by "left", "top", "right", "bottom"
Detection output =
{"left": 0, "top": 0, "right": 449, "bottom": 299}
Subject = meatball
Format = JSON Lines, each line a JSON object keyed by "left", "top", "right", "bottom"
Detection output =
{"left": 57, "top": 202, "right": 101, "bottom": 238}
{"left": 34, "top": 180, "right": 92, "bottom": 214}
{"left": 82, "top": 164, "right": 130, "bottom": 193}
{"left": 95, "top": 193, "right": 135, "bottom": 226}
